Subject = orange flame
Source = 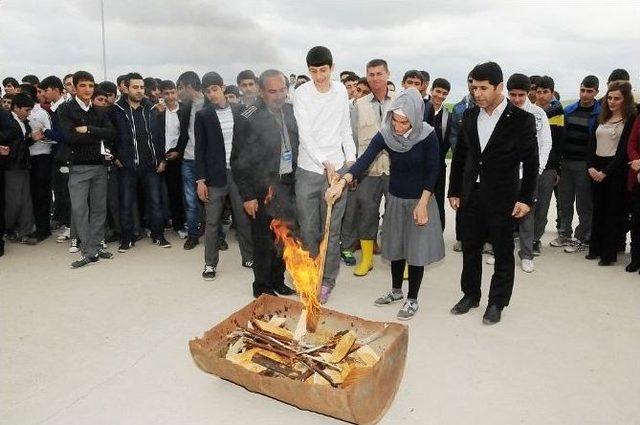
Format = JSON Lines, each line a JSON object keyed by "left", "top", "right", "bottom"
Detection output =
{"left": 270, "top": 219, "right": 322, "bottom": 331}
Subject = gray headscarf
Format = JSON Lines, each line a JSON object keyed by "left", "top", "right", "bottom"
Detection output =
{"left": 380, "top": 87, "right": 434, "bottom": 152}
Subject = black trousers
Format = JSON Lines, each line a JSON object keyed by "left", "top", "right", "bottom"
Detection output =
{"left": 52, "top": 166, "right": 71, "bottom": 227}
{"left": 460, "top": 187, "right": 516, "bottom": 308}
{"left": 434, "top": 163, "right": 446, "bottom": 231}
{"left": 0, "top": 169, "right": 5, "bottom": 248}
{"left": 30, "top": 154, "right": 53, "bottom": 237}
{"left": 251, "top": 181, "right": 295, "bottom": 293}
{"left": 630, "top": 187, "right": 640, "bottom": 262}
{"left": 165, "top": 159, "right": 185, "bottom": 231}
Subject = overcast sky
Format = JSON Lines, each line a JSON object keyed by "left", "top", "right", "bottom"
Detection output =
{"left": 1, "top": 0, "right": 638, "bottom": 101}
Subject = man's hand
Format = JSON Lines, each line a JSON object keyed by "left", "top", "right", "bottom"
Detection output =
{"left": 156, "top": 161, "right": 166, "bottom": 174}
{"left": 197, "top": 181, "right": 208, "bottom": 202}
{"left": 630, "top": 159, "right": 640, "bottom": 171}
{"left": 114, "top": 159, "right": 123, "bottom": 168}
{"left": 75, "top": 126, "right": 88, "bottom": 134}
{"left": 166, "top": 151, "right": 180, "bottom": 161}
{"left": 244, "top": 199, "right": 259, "bottom": 219}
{"left": 323, "top": 161, "right": 337, "bottom": 184}
{"left": 0, "top": 145, "right": 10, "bottom": 156}
{"left": 325, "top": 179, "right": 346, "bottom": 204}
{"left": 32, "top": 130, "right": 44, "bottom": 141}
{"left": 413, "top": 200, "right": 429, "bottom": 226}
{"left": 153, "top": 102, "right": 166, "bottom": 113}
{"left": 512, "top": 202, "right": 531, "bottom": 219}
{"left": 448, "top": 197, "right": 460, "bottom": 210}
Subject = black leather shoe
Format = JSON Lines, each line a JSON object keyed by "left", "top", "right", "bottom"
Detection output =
{"left": 585, "top": 253, "right": 598, "bottom": 260}
{"left": 625, "top": 261, "right": 640, "bottom": 272}
{"left": 482, "top": 304, "right": 502, "bottom": 325}
{"left": 274, "top": 284, "right": 296, "bottom": 296}
{"left": 450, "top": 296, "right": 480, "bottom": 315}
{"left": 253, "top": 289, "right": 278, "bottom": 298}
{"left": 183, "top": 237, "right": 199, "bottom": 250}
{"left": 598, "top": 259, "right": 614, "bottom": 266}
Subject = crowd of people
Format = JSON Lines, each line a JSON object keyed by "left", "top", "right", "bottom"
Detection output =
{"left": 1, "top": 46, "right": 638, "bottom": 325}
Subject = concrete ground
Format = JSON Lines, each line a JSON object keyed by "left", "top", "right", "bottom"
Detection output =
{"left": 1, "top": 199, "right": 639, "bottom": 425}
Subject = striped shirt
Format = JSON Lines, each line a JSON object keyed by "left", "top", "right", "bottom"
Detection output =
{"left": 215, "top": 106, "right": 234, "bottom": 169}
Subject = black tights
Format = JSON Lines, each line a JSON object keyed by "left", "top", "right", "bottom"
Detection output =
{"left": 391, "top": 259, "right": 424, "bottom": 300}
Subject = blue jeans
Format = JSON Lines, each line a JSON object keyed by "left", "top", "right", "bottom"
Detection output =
{"left": 119, "top": 167, "right": 164, "bottom": 243}
{"left": 181, "top": 160, "right": 200, "bottom": 238}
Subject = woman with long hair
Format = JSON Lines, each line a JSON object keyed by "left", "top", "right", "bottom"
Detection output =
{"left": 586, "top": 81, "right": 637, "bottom": 265}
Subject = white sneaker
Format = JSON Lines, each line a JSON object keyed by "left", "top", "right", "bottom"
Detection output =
{"left": 521, "top": 259, "right": 535, "bottom": 273}
{"left": 486, "top": 255, "right": 495, "bottom": 265}
{"left": 69, "top": 238, "right": 79, "bottom": 253}
{"left": 56, "top": 226, "right": 71, "bottom": 243}
{"left": 177, "top": 229, "right": 188, "bottom": 239}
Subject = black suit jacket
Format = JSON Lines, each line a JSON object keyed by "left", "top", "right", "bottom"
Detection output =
{"left": 194, "top": 103, "right": 245, "bottom": 187}
{"left": 2, "top": 115, "right": 34, "bottom": 170}
{"left": 448, "top": 100, "right": 539, "bottom": 212}
{"left": 154, "top": 105, "right": 186, "bottom": 155}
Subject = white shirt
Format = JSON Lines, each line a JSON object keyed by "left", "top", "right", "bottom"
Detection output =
{"left": 75, "top": 96, "right": 91, "bottom": 112}
{"left": 11, "top": 111, "right": 26, "bottom": 136}
{"left": 50, "top": 96, "right": 65, "bottom": 112}
{"left": 293, "top": 80, "right": 356, "bottom": 174}
{"left": 477, "top": 96, "right": 508, "bottom": 152}
{"left": 164, "top": 104, "right": 181, "bottom": 152}
{"left": 523, "top": 99, "right": 552, "bottom": 175}
{"left": 28, "top": 103, "right": 53, "bottom": 155}
{"left": 185, "top": 94, "right": 204, "bottom": 160}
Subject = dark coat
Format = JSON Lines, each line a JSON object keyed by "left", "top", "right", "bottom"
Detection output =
{"left": 0, "top": 112, "right": 33, "bottom": 170}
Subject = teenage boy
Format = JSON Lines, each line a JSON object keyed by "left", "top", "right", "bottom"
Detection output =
{"left": 194, "top": 71, "right": 254, "bottom": 280}
{"left": 293, "top": 46, "right": 356, "bottom": 303}
{"left": 2, "top": 77, "right": 19, "bottom": 95}
{"left": 237, "top": 70, "right": 259, "bottom": 105}
{"left": 528, "top": 75, "right": 541, "bottom": 103}
{"left": 111, "top": 72, "right": 171, "bottom": 252}
{"left": 401, "top": 70, "right": 423, "bottom": 91}
{"left": 58, "top": 71, "right": 116, "bottom": 268}
{"left": 342, "top": 74, "right": 359, "bottom": 101}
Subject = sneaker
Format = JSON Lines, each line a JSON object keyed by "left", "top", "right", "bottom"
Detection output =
{"left": 320, "top": 285, "right": 332, "bottom": 304}
{"left": 564, "top": 240, "right": 588, "bottom": 253}
{"left": 56, "top": 226, "right": 71, "bottom": 242}
{"left": 97, "top": 249, "right": 114, "bottom": 260}
{"left": 100, "top": 240, "right": 107, "bottom": 250}
{"left": 19, "top": 235, "right": 39, "bottom": 245}
{"left": 374, "top": 291, "right": 404, "bottom": 306}
{"left": 183, "top": 237, "right": 199, "bottom": 250}
{"left": 242, "top": 259, "right": 254, "bottom": 268}
{"left": 202, "top": 265, "right": 216, "bottom": 281}
{"left": 177, "top": 229, "right": 188, "bottom": 239}
{"left": 521, "top": 259, "right": 535, "bottom": 273}
{"left": 218, "top": 237, "right": 229, "bottom": 251}
{"left": 550, "top": 236, "right": 571, "bottom": 247}
{"left": 453, "top": 241, "right": 463, "bottom": 252}
{"left": 486, "top": 255, "right": 495, "bottom": 265}
{"left": 69, "top": 239, "right": 80, "bottom": 253}
{"left": 341, "top": 250, "right": 356, "bottom": 266}
{"left": 397, "top": 299, "right": 419, "bottom": 320}
{"left": 71, "top": 255, "right": 98, "bottom": 269}
{"left": 532, "top": 241, "right": 541, "bottom": 256}
{"left": 152, "top": 237, "right": 172, "bottom": 248}
{"left": 118, "top": 241, "right": 133, "bottom": 253}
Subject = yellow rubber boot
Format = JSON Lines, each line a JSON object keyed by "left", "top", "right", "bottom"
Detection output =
{"left": 354, "top": 240, "right": 374, "bottom": 276}
{"left": 403, "top": 263, "right": 409, "bottom": 280}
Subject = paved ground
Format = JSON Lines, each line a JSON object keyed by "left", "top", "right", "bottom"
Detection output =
{"left": 2, "top": 198, "right": 639, "bottom": 425}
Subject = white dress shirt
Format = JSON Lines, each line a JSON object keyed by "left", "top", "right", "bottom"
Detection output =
{"left": 164, "top": 104, "right": 181, "bottom": 152}
{"left": 477, "top": 96, "right": 508, "bottom": 153}
{"left": 28, "top": 103, "right": 53, "bottom": 156}
{"left": 75, "top": 96, "right": 92, "bottom": 112}
{"left": 523, "top": 99, "right": 552, "bottom": 175}
{"left": 293, "top": 80, "right": 356, "bottom": 174}
{"left": 11, "top": 111, "right": 26, "bottom": 136}
{"left": 50, "top": 96, "right": 65, "bottom": 112}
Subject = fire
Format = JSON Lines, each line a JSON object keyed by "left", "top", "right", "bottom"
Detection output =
{"left": 270, "top": 219, "right": 322, "bottom": 332}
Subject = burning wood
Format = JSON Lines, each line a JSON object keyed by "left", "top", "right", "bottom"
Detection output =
{"left": 223, "top": 314, "right": 381, "bottom": 388}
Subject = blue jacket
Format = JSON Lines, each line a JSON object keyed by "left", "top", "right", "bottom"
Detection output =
{"left": 111, "top": 97, "right": 164, "bottom": 169}
{"left": 564, "top": 100, "right": 601, "bottom": 131}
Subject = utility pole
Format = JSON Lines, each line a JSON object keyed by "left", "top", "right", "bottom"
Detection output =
{"left": 100, "top": 0, "right": 107, "bottom": 80}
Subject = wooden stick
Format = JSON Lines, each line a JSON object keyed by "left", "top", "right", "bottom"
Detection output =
{"left": 307, "top": 197, "right": 334, "bottom": 332}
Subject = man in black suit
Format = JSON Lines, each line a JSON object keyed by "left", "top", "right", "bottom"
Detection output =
{"left": 448, "top": 62, "right": 539, "bottom": 325}
{"left": 232, "top": 69, "right": 298, "bottom": 298}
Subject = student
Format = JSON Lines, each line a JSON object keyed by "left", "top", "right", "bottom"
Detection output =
{"left": 57, "top": 71, "right": 116, "bottom": 268}
{"left": 342, "top": 74, "right": 359, "bottom": 101}
{"left": 98, "top": 81, "right": 118, "bottom": 105}
{"left": 224, "top": 85, "right": 241, "bottom": 104}
{"left": 553, "top": 76, "right": 601, "bottom": 251}
{"left": 111, "top": 73, "right": 171, "bottom": 252}
{"left": 506, "top": 73, "right": 552, "bottom": 272}
{"left": 2, "top": 93, "right": 13, "bottom": 111}
{"left": 293, "top": 46, "right": 356, "bottom": 304}
{"left": 586, "top": 81, "right": 636, "bottom": 265}
{"left": 528, "top": 75, "right": 541, "bottom": 103}
{"left": 63, "top": 74, "right": 75, "bottom": 98}
{"left": 401, "top": 70, "right": 423, "bottom": 91}
{"left": 237, "top": 70, "right": 259, "bottom": 105}
{"left": 355, "top": 77, "right": 370, "bottom": 99}
{"left": 143, "top": 77, "right": 160, "bottom": 103}
{"left": 327, "top": 88, "right": 444, "bottom": 320}
{"left": 194, "top": 71, "right": 254, "bottom": 280}
{"left": 419, "top": 70, "right": 430, "bottom": 100}
{"left": 2, "top": 77, "right": 19, "bottom": 95}
{"left": 448, "top": 62, "right": 538, "bottom": 325}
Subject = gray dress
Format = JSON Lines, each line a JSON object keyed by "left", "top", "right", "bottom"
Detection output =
{"left": 381, "top": 194, "right": 445, "bottom": 266}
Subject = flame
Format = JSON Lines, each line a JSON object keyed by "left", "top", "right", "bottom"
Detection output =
{"left": 270, "top": 219, "right": 322, "bottom": 331}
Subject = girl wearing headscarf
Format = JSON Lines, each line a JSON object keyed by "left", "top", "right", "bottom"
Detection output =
{"left": 326, "top": 88, "right": 445, "bottom": 319}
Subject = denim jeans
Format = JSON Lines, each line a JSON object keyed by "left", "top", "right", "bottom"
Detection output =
{"left": 181, "top": 160, "right": 200, "bottom": 238}
{"left": 119, "top": 167, "right": 165, "bottom": 243}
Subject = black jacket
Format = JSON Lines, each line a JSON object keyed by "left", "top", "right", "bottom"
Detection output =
{"left": 448, "top": 100, "right": 539, "bottom": 211}
{"left": 1, "top": 113, "right": 33, "bottom": 170}
{"left": 425, "top": 101, "right": 456, "bottom": 165}
{"left": 111, "top": 97, "right": 164, "bottom": 169}
{"left": 154, "top": 105, "right": 186, "bottom": 155}
{"left": 586, "top": 115, "right": 636, "bottom": 176}
{"left": 57, "top": 98, "right": 116, "bottom": 165}
{"left": 231, "top": 99, "right": 299, "bottom": 201}
{"left": 174, "top": 99, "right": 199, "bottom": 156}
{"left": 194, "top": 103, "right": 244, "bottom": 187}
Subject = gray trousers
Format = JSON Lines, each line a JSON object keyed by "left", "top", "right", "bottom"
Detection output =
{"left": 558, "top": 160, "right": 592, "bottom": 242}
{"left": 534, "top": 169, "right": 558, "bottom": 243}
{"left": 4, "top": 169, "right": 34, "bottom": 236}
{"left": 68, "top": 165, "right": 108, "bottom": 258}
{"left": 518, "top": 180, "right": 539, "bottom": 260}
{"left": 204, "top": 171, "right": 253, "bottom": 267}
{"left": 341, "top": 174, "right": 387, "bottom": 250}
{"left": 295, "top": 166, "right": 349, "bottom": 289}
